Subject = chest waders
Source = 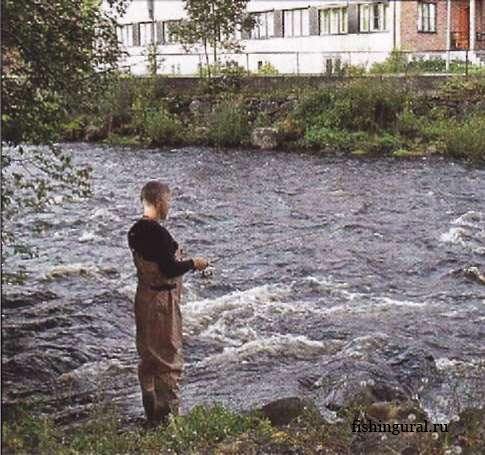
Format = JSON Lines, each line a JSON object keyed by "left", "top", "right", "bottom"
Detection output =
{"left": 131, "top": 249, "right": 184, "bottom": 424}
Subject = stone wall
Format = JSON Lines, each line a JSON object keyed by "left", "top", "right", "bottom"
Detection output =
{"left": 140, "top": 74, "right": 459, "bottom": 95}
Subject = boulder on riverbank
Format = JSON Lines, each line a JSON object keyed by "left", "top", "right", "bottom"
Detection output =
{"left": 251, "top": 127, "right": 279, "bottom": 150}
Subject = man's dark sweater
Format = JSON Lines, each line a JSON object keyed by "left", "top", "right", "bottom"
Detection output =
{"left": 128, "top": 217, "right": 194, "bottom": 278}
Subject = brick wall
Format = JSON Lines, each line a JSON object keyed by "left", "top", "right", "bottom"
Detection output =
{"left": 400, "top": 0, "right": 449, "bottom": 51}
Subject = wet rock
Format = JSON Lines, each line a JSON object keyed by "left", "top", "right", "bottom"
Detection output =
{"left": 256, "top": 397, "right": 321, "bottom": 427}
{"left": 251, "top": 127, "right": 279, "bottom": 150}
{"left": 462, "top": 266, "right": 485, "bottom": 285}
{"left": 366, "top": 400, "right": 427, "bottom": 422}
{"left": 305, "top": 359, "right": 409, "bottom": 411}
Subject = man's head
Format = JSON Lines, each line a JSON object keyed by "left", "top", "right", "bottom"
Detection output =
{"left": 140, "top": 180, "right": 171, "bottom": 220}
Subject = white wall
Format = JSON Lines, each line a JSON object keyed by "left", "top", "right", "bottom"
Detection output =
{"left": 111, "top": 0, "right": 397, "bottom": 75}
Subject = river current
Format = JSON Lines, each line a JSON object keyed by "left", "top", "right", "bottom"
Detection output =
{"left": 2, "top": 144, "right": 484, "bottom": 425}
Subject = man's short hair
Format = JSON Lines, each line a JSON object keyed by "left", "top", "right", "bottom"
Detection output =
{"left": 140, "top": 180, "right": 170, "bottom": 206}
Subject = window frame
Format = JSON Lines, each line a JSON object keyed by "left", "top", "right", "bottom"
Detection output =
{"left": 120, "top": 23, "right": 134, "bottom": 47}
{"left": 283, "top": 8, "right": 310, "bottom": 38}
{"left": 319, "top": 6, "right": 348, "bottom": 35}
{"left": 250, "top": 10, "right": 275, "bottom": 40}
{"left": 359, "top": 2, "right": 388, "bottom": 33}
{"left": 417, "top": 1, "right": 437, "bottom": 33}
{"left": 139, "top": 21, "right": 154, "bottom": 46}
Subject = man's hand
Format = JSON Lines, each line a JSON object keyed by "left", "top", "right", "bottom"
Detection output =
{"left": 193, "top": 257, "right": 209, "bottom": 271}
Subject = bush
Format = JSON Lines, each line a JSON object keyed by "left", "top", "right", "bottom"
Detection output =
{"left": 370, "top": 50, "right": 409, "bottom": 74}
{"left": 440, "top": 115, "right": 485, "bottom": 161}
{"left": 296, "top": 80, "right": 408, "bottom": 133}
{"left": 199, "top": 61, "right": 246, "bottom": 78}
{"left": 207, "top": 99, "right": 249, "bottom": 147}
{"left": 342, "top": 64, "right": 367, "bottom": 77}
{"left": 257, "top": 62, "right": 279, "bottom": 76}
{"left": 143, "top": 106, "right": 183, "bottom": 146}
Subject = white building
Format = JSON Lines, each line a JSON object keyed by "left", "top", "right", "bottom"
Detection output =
{"left": 109, "top": 0, "right": 485, "bottom": 75}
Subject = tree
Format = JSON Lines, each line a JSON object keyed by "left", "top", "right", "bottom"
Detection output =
{"left": 172, "top": 0, "right": 254, "bottom": 78}
{"left": 1, "top": 0, "right": 126, "bottom": 261}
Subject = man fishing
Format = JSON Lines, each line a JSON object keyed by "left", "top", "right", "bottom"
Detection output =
{"left": 127, "top": 181, "right": 208, "bottom": 426}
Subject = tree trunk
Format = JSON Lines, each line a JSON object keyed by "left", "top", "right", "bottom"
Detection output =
{"left": 203, "top": 39, "right": 211, "bottom": 79}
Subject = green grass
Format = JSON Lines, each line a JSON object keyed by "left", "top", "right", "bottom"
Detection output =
{"left": 4, "top": 402, "right": 484, "bottom": 454}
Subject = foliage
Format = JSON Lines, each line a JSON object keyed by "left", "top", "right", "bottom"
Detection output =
{"left": 296, "top": 80, "right": 408, "bottom": 133}
{"left": 56, "top": 76, "right": 485, "bottom": 162}
{"left": 1, "top": 0, "right": 126, "bottom": 257}
{"left": 199, "top": 61, "right": 247, "bottom": 78}
{"left": 370, "top": 50, "right": 409, "bottom": 74}
{"left": 207, "top": 99, "right": 250, "bottom": 147}
{"left": 146, "top": 43, "right": 163, "bottom": 77}
{"left": 143, "top": 107, "right": 184, "bottom": 146}
{"left": 257, "top": 62, "right": 279, "bottom": 76}
{"left": 342, "top": 64, "right": 367, "bottom": 77}
{"left": 370, "top": 51, "right": 485, "bottom": 75}
{"left": 439, "top": 114, "right": 485, "bottom": 161}
{"left": 2, "top": 0, "right": 125, "bottom": 145}
{"left": 171, "top": 0, "right": 254, "bottom": 78}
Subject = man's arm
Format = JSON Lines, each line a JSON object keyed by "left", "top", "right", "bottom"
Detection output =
{"left": 152, "top": 224, "right": 195, "bottom": 278}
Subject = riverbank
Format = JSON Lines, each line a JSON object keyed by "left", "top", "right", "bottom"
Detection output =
{"left": 3, "top": 397, "right": 484, "bottom": 454}
{"left": 61, "top": 76, "right": 485, "bottom": 162}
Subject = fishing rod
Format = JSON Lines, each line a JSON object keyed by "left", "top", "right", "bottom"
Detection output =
{"left": 198, "top": 223, "right": 333, "bottom": 278}
{"left": 201, "top": 220, "right": 385, "bottom": 278}
{"left": 209, "top": 227, "right": 329, "bottom": 265}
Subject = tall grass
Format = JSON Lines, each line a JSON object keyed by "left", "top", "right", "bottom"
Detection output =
{"left": 207, "top": 100, "right": 250, "bottom": 147}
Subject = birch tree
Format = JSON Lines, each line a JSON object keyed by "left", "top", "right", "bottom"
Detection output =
{"left": 172, "top": 0, "right": 254, "bottom": 78}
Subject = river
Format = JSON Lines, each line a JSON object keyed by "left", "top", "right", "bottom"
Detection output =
{"left": 2, "top": 143, "right": 484, "bottom": 426}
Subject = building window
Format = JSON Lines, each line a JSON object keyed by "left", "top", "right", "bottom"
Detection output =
{"left": 251, "top": 11, "right": 274, "bottom": 39}
{"left": 418, "top": 1, "right": 437, "bottom": 33}
{"left": 359, "top": 2, "right": 387, "bottom": 32}
{"left": 283, "top": 9, "right": 310, "bottom": 37}
{"left": 320, "top": 7, "right": 348, "bottom": 35}
{"left": 163, "top": 20, "right": 179, "bottom": 44}
{"left": 140, "top": 22, "right": 153, "bottom": 46}
{"left": 119, "top": 24, "right": 133, "bottom": 47}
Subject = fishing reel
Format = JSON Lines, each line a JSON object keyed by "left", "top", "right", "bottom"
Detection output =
{"left": 200, "top": 263, "right": 215, "bottom": 279}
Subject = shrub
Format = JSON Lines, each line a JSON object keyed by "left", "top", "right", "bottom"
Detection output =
{"left": 61, "top": 115, "right": 87, "bottom": 141}
{"left": 257, "top": 62, "right": 279, "bottom": 76}
{"left": 342, "top": 64, "right": 367, "bottom": 77}
{"left": 143, "top": 106, "right": 183, "bottom": 146}
{"left": 370, "top": 50, "right": 409, "bottom": 74}
{"left": 296, "top": 80, "right": 409, "bottom": 133}
{"left": 293, "top": 89, "right": 334, "bottom": 129}
{"left": 207, "top": 99, "right": 249, "bottom": 147}
{"left": 397, "top": 108, "right": 422, "bottom": 138}
{"left": 199, "top": 61, "right": 247, "bottom": 79}
{"left": 440, "top": 115, "right": 485, "bottom": 161}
